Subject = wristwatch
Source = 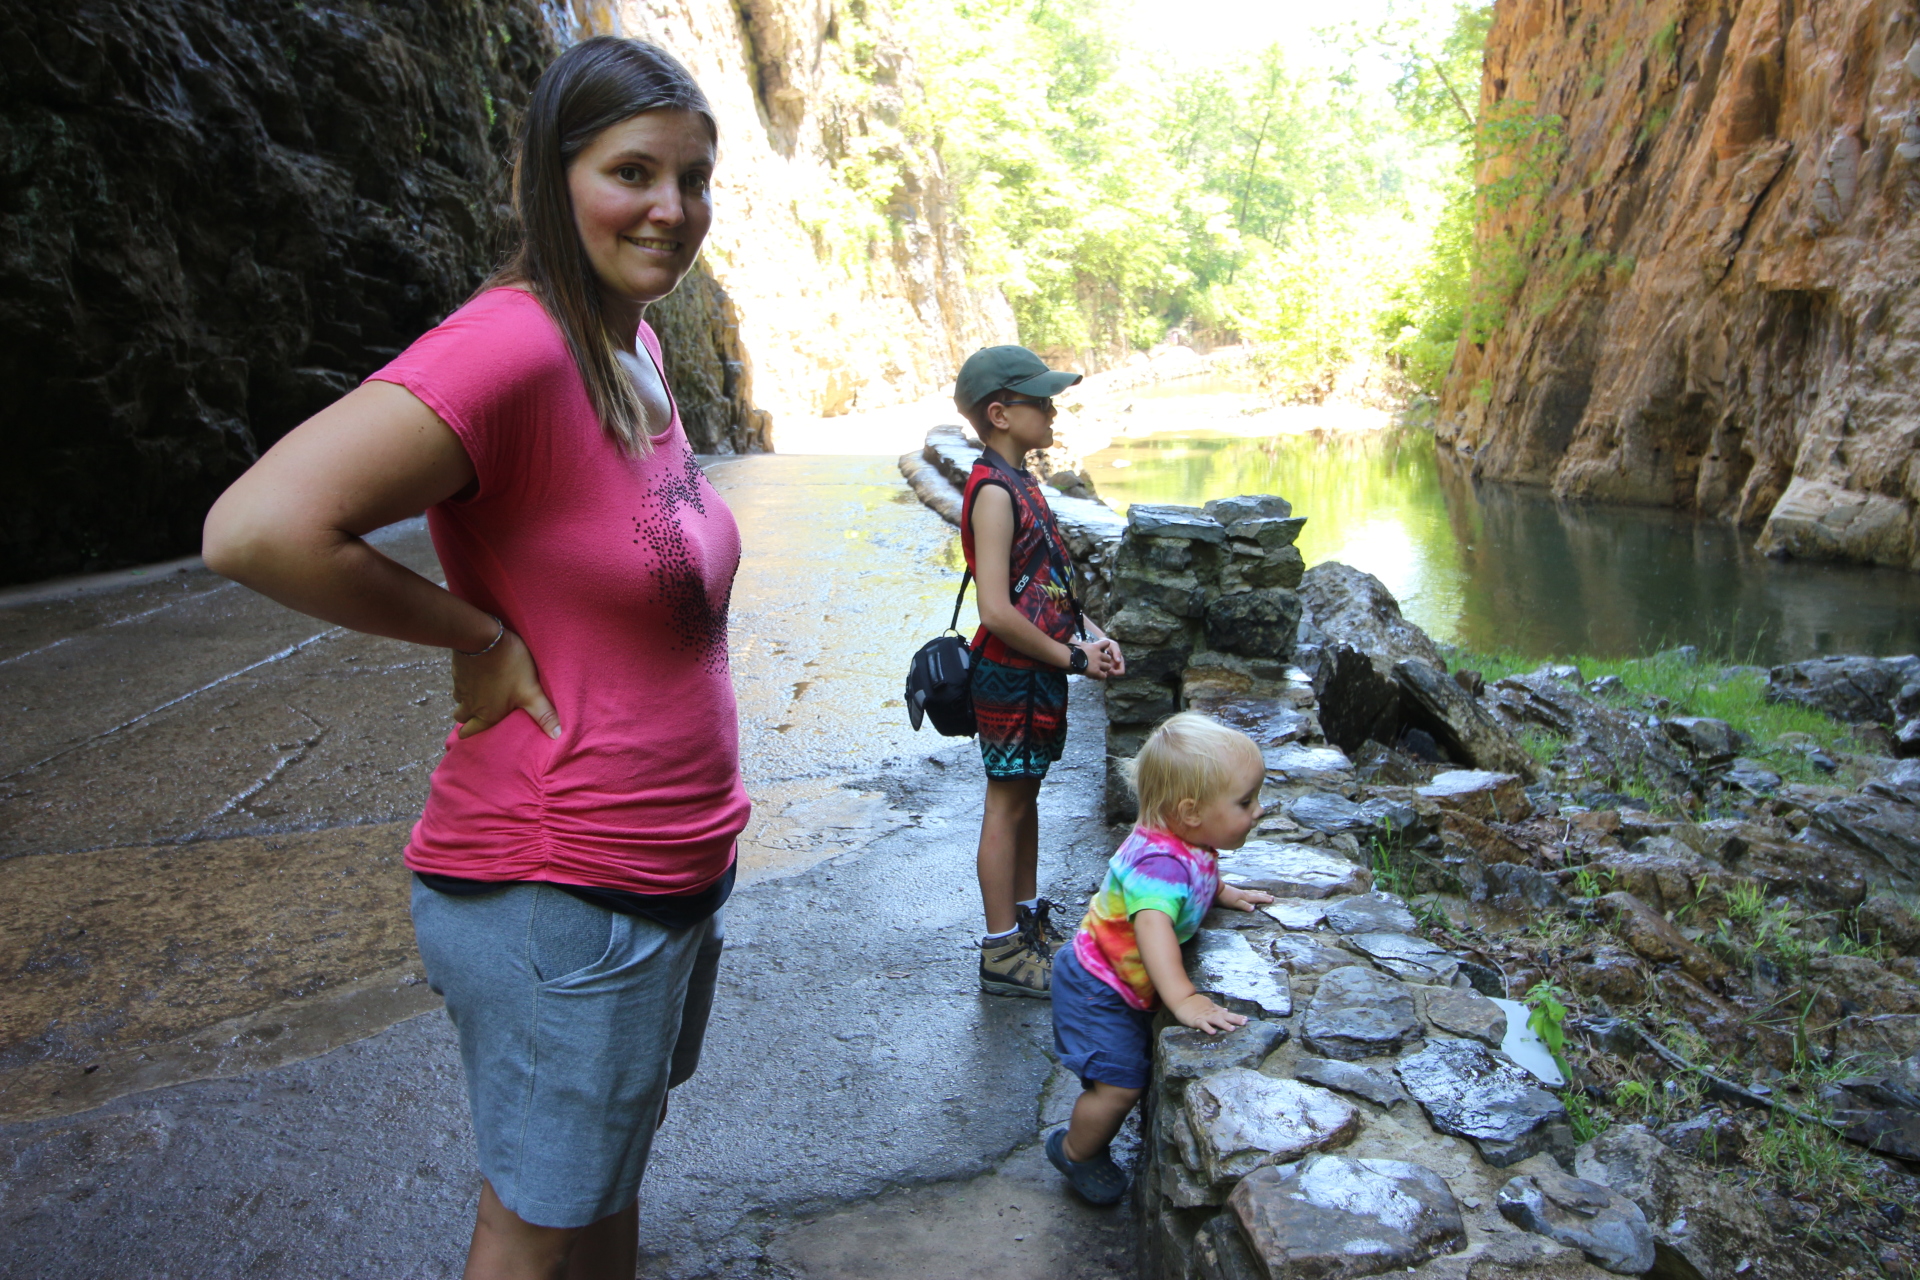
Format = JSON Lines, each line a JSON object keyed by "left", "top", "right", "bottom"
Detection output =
{"left": 1066, "top": 644, "right": 1089, "bottom": 674}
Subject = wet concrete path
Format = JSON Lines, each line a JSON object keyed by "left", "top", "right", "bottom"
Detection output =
{"left": 0, "top": 455, "right": 1132, "bottom": 1277}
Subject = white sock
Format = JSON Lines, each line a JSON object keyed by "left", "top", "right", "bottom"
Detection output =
{"left": 982, "top": 926, "right": 1019, "bottom": 941}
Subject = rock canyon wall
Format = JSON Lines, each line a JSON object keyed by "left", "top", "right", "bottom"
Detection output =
{"left": 2, "top": 0, "right": 1010, "bottom": 583}
{"left": 1439, "top": 0, "right": 1920, "bottom": 573}
{"left": 590, "top": 0, "right": 1015, "bottom": 427}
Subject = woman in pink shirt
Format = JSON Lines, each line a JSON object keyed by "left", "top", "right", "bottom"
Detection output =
{"left": 204, "top": 38, "right": 741, "bottom": 1279}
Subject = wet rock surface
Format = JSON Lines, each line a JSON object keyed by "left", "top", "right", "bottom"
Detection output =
{"left": 1190, "top": 930, "right": 1294, "bottom": 1017}
{"left": 1229, "top": 1155, "right": 1467, "bottom": 1279}
{"left": 1183, "top": 1070, "right": 1360, "bottom": 1186}
{"left": 1221, "top": 843, "right": 1371, "bottom": 899}
{"left": 1395, "top": 1040, "right": 1567, "bottom": 1166}
{"left": 1303, "top": 966, "right": 1421, "bottom": 1061}
{"left": 1496, "top": 1167, "right": 1655, "bottom": 1275}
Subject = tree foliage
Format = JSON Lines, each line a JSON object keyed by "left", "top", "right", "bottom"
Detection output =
{"left": 891, "top": 0, "right": 1494, "bottom": 399}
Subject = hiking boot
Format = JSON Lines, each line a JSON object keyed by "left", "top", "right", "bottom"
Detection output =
{"left": 1025, "top": 896, "right": 1069, "bottom": 951}
{"left": 980, "top": 930, "right": 1052, "bottom": 998}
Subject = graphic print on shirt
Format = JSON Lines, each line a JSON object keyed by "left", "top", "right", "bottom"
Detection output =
{"left": 632, "top": 448, "right": 736, "bottom": 672}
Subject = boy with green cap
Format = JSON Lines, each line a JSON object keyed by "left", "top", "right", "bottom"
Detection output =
{"left": 954, "top": 346, "right": 1126, "bottom": 997}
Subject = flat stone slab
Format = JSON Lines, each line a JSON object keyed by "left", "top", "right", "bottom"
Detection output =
{"left": 1394, "top": 1039, "right": 1567, "bottom": 1166}
{"left": 1417, "top": 770, "right": 1529, "bottom": 821}
{"left": 1422, "top": 987, "right": 1507, "bottom": 1045}
{"left": 1302, "top": 965, "right": 1420, "bottom": 1061}
{"left": 1220, "top": 843, "right": 1371, "bottom": 899}
{"left": 1267, "top": 932, "right": 1355, "bottom": 975}
{"left": 1497, "top": 1167, "right": 1656, "bottom": 1274}
{"left": 1291, "top": 1056, "right": 1409, "bottom": 1108}
{"left": 1128, "top": 503, "right": 1226, "bottom": 543}
{"left": 1262, "top": 899, "right": 1328, "bottom": 930}
{"left": 1157, "top": 1018, "right": 1290, "bottom": 1081}
{"left": 1189, "top": 929, "right": 1293, "bottom": 1017}
{"left": 1288, "top": 792, "right": 1366, "bottom": 834}
{"left": 1184, "top": 1068, "right": 1360, "bottom": 1187}
{"left": 1323, "top": 892, "right": 1418, "bottom": 935}
{"left": 1264, "top": 744, "right": 1355, "bottom": 787}
{"left": 1229, "top": 1155, "right": 1466, "bottom": 1279}
{"left": 1343, "top": 932, "right": 1459, "bottom": 985}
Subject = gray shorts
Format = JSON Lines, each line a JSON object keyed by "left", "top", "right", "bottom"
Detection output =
{"left": 411, "top": 878, "right": 723, "bottom": 1228}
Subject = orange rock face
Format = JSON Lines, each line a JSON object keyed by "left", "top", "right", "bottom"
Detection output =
{"left": 1440, "top": 0, "right": 1920, "bottom": 571}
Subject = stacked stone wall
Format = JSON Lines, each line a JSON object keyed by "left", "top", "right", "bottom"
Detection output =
{"left": 1102, "top": 498, "right": 1308, "bottom": 820}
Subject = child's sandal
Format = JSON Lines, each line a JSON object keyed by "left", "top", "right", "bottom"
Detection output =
{"left": 1046, "top": 1128, "right": 1129, "bottom": 1205}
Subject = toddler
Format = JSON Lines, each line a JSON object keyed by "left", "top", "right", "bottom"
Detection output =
{"left": 1045, "top": 712, "right": 1274, "bottom": 1204}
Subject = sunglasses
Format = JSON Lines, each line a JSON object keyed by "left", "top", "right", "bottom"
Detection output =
{"left": 993, "top": 394, "right": 1055, "bottom": 414}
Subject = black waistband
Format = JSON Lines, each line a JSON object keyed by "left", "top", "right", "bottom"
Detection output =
{"left": 414, "top": 858, "right": 735, "bottom": 931}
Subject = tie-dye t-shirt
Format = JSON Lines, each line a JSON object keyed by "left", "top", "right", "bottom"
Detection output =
{"left": 1072, "top": 827, "right": 1221, "bottom": 1010}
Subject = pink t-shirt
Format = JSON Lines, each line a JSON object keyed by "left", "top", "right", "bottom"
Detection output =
{"left": 370, "top": 287, "right": 748, "bottom": 895}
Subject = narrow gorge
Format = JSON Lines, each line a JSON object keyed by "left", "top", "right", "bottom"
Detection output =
{"left": 1439, "top": 0, "right": 1920, "bottom": 574}
{"left": 1, "top": 0, "right": 1011, "bottom": 583}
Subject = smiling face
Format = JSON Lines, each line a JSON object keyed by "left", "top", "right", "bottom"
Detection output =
{"left": 566, "top": 108, "right": 715, "bottom": 314}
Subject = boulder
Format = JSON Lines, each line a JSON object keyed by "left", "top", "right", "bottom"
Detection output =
{"left": 1661, "top": 717, "right": 1745, "bottom": 761}
{"left": 1395, "top": 660, "right": 1539, "bottom": 779}
{"left": 1220, "top": 843, "right": 1371, "bottom": 898}
{"left": 1439, "top": 809, "right": 1533, "bottom": 865}
{"left": 1568, "top": 949, "right": 1650, "bottom": 1006}
{"left": 1576, "top": 1125, "right": 1779, "bottom": 1280}
{"left": 1190, "top": 930, "right": 1294, "bottom": 1017}
{"left": 1183, "top": 1069, "right": 1360, "bottom": 1187}
{"left": 1804, "top": 953, "right": 1920, "bottom": 1015}
{"left": 1263, "top": 744, "right": 1356, "bottom": 790}
{"left": 1297, "top": 563, "right": 1447, "bottom": 671}
{"left": 1303, "top": 966, "right": 1420, "bottom": 1060}
{"left": 1858, "top": 893, "right": 1920, "bottom": 954}
{"left": 1158, "top": 1019, "right": 1290, "bottom": 1081}
{"left": 1312, "top": 645, "right": 1406, "bottom": 754}
{"left": 1418, "top": 770, "right": 1531, "bottom": 822}
{"left": 1460, "top": 862, "right": 1568, "bottom": 916}
{"left": 1595, "top": 893, "right": 1729, "bottom": 982}
{"left": 1897, "top": 718, "right": 1920, "bottom": 759}
{"left": 1394, "top": 1039, "right": 1568, "bottom": 1166}
{"left": 1496, "top": 1168, "right": 1655, "bottom": 1275}
{"left": 1228, "top": 1155, "right": 1467, "bottom": 1280}
{"left": 1766, "top": 655, "right": 1920, "bottom": 724}
{"left": 1723, "top": 758, "right": 1782, "bottom": 794}
{"left": 1808, "top": 794, "right": 1920, "bottom": 886}
{"left": 1485, "top": 674, "right": 1695, "bottom": 797}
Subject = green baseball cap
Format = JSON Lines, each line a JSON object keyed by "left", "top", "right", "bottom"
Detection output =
{"left": 953, "top": 346, "right": 1083, "bottom": 413}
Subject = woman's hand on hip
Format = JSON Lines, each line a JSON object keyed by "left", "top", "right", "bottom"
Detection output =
{"left": 452, "top": 628, "right": 563, "bottom": 739}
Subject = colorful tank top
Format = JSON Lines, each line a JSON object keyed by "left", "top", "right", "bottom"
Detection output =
{"left": 960, "top": 449, "right": 1080, "bottom": 670}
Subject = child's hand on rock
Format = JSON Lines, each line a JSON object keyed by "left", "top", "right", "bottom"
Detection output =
{"left": 1172, "top": 993, "right": 1247, "bottom": 1035}
{"left": 1217, "top": 885, "right": 1274, "bottom": 912}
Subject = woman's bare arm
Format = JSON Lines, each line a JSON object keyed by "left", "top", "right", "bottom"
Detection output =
{"left": 203, "top": 380, "right": 560, "bottom": 738}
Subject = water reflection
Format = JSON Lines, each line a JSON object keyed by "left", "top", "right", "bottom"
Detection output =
{"left": 1084, "top": 424, "right": 1920, "bottom": 664}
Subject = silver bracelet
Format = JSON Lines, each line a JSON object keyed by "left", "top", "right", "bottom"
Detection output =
{"left": 456, "top": 614, "right": 505, "bottom": 657}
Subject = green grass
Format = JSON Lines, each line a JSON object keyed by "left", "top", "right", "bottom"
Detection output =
{"left": 1447, "top": 646, "right": 1856, "bottom": 785}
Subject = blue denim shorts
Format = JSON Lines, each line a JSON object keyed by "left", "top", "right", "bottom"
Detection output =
{"left": 1052, "top": 943, "right": 1156, "bottom": 1089}
{"left": 411, "top": 879, "right": 723, "bottom": 1228}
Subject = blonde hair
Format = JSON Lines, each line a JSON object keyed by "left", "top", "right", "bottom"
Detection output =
{"left": 1125, "top": 712, "right": 1263, "bottom": 831}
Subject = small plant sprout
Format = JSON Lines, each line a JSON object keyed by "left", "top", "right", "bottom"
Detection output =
{"left": 1524, "top": 980, "right": 1573, "bottom": 1083}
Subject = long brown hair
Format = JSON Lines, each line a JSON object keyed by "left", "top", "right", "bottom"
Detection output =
{"left": 484, "top": 37, "right": 716, "bottom": 454}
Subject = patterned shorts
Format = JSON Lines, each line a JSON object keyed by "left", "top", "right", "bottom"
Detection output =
{"left": 971, "top": 654, "right": 1069, "bottom": 779}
